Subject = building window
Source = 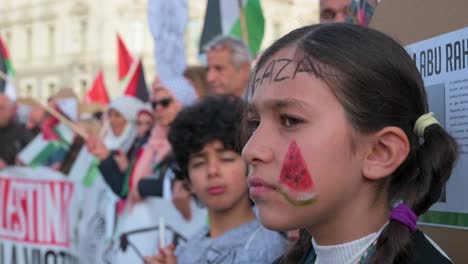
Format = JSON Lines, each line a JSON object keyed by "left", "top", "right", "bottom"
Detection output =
{"left": 26, "top": 28, "right": 33, "bottom": 60}
{"left": 80, "top": 20, "right": 87, "bottom": 52}
{"left": 48, "top": 83, "right": 55, "bottom": 96}
{"left": 81, "top": 79, "right": 87, "bottom": 96}
{"left": 129, "top": 21, "right": 144, "bottom": 53}
{"left": 26, "top": 85, "right": 32, "bottom": 96}
{"left": 48, "top": 25, "right": 55, "bottom": 58}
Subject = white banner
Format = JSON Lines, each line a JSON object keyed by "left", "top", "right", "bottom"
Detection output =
{"left": 0, "top": 167, "right": 80, "bottom": 264}
{"left": 110, "top": 198, "right": 207, "bottom": 264}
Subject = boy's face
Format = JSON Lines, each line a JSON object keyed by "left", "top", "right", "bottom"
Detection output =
{"left": 188, "top": 140, "right": 249, "bottom": 212}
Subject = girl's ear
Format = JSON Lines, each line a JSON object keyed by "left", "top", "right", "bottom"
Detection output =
{"left": 362, "top": 126, "right": 410, "bottom": 181}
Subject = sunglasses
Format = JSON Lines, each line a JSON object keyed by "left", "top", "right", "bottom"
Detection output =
{"left": 151, "top": 98, "right": 173, "bottom": 109}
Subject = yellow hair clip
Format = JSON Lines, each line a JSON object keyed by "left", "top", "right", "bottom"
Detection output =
{"left": 414, "top": 112, "right": 440, "bottom": 137}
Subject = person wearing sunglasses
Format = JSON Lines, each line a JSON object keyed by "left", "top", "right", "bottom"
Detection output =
{"left": 150, "top": 78, "right": 186, "bottom": 127}
{"left": 126, "top": 77, "right": 198, "bottom": 209}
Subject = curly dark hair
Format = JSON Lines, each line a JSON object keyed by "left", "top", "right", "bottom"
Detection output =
{"left": 168, "top": 95, "right": 245, "bottom": 181}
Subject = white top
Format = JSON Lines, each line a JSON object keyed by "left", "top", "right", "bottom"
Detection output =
{"left": 312, "top": 224, "right": 387, "bottom": 264}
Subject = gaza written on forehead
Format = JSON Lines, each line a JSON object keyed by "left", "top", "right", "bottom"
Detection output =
{"left": 252, "top": 56, "right": 319, "bottom": 90}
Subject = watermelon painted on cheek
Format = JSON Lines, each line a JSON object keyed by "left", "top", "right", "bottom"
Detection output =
{"left": 278, "top": 141, "right": 317, "bottom": 205}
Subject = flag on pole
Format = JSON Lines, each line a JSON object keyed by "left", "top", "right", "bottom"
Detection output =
{"left": 17, "top": 106, "right": 74, "bottom": 167}
{"left": 0, "top": 36, "right": 16, "bottom": 100}
{"left": 199, "top": 0, "right": 265, "bottom": 56}
{"left": 117, "top": 34, "right": 134, "bottom": 82}
{"left": 84, "top": 70, "right": 110, "bottom": 104}
{"left": 17, "top": 124, "right": 73, "bottom": 167}
{"left": 123, "top": 60, "right": 149, "bottom": 102}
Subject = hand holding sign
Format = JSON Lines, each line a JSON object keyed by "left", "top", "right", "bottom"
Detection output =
{"left": 144, "top": 244, "right": 177, "bottom": 264}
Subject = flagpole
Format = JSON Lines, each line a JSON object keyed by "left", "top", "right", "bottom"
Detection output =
{"left": 40, "top": 103, "right": 89, "bottom": 140}
{"left": 237, "top": 0, "right": 250, "bottom": 48}
{"left": 1, "top": 69, "right": 89, "bottom": 140}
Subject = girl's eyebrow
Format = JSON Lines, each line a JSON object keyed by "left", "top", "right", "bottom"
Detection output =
{"left": 249, "top": 98, "right": 312, "bottom": 114}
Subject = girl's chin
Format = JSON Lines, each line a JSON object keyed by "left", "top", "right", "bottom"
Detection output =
{"left": 257, "top": 208, "right": 298, "bottom": 231}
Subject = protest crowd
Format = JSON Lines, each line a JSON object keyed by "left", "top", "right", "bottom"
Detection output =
{"left": 0, "top": 0, "right": 465, "bottom": 263}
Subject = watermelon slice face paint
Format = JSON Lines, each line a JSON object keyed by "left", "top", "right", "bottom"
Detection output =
{"left": 278, "top": 141, "right": 316, "bottom": 206}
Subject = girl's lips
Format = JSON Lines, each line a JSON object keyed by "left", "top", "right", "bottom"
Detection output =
{"left": 207, "top": 186, "right": 225, "bottom": 195}
{"left": 248, "top": 177, "right": 277, "bottom": 197}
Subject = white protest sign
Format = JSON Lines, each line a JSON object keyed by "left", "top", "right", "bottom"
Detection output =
{"left": 147, "top": 0, "right": 189, "bottom": 84}
{"left": 70, "top": 147, "right": 119, "bottom": 264}
{"left": 148, "top": 0, "right": 188, "bottom": 78}
{"left": 111, "top": 198, "right": 207, "bottom": 264}
{"left": 0, "top": 167, "right": 81, "bottom": 264}
{"left": 406, "top": 27, "right": 468, "bottom": 229}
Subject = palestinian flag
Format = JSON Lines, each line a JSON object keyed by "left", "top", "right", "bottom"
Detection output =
{"left": 68, "top": 146, "right": 101, "bottom": 187}
{"left": 123, "top": 59, "right": 149, "bottom": 102}
{"left": 199, "top": 0, "right": 265, "bottom": 56}
{"left": 117, "top": 34, "right": 134, "bottom": 82}
{"left": 0, "top": 36, "right": 16, "bottom": 99}
{"left": 84, "top": 70, "right": 110, "bottom": 104}
{"left": 17, "top": 107, "right": 74, "bottom": 167}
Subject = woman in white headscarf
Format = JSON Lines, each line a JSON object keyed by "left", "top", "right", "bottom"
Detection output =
{"left": 104, "top": 96, "right": 145, "bottom": 151}
{"left": 87, "top": 96, "right": 148, "bottom": 197}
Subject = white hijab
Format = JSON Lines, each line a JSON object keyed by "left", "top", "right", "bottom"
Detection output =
{"left": 104, "top": 96, "right": 145, "bottom": 151}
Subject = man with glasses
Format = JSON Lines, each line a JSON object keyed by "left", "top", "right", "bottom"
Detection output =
{"left": 203, "top": 36, "right": 251, "bottom": 97}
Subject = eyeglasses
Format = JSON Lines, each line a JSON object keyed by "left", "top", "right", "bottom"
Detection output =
{"left": 151, "top": 98, "right": 173, "bottom": 109}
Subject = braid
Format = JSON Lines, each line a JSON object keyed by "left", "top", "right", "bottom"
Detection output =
{"left": 370, "top": 124, "right": 458, "bottom": 263}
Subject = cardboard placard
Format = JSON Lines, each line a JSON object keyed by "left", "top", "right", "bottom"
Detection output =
{"left": 371, "top": 1, "right": 468, "bottom": 263}
{"left": 370, "top": 0, "right": 468, "bottom": 45}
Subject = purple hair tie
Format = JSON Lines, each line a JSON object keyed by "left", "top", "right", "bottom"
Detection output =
{"left": 389, "top": 203, "right": 418, "bottom": 232}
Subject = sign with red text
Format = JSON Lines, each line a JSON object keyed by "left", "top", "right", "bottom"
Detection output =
{"left": 0, "top": 167, "right": 80, "bottom": 264}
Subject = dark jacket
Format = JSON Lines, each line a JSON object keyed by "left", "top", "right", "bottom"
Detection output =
{"left": 136, "top": 155, "right": 176, "bottom": 199}
{"left": 0, "top": 122, "right": 33, "bottom": 165}
{"left": 277, "top": 230, "right": 451, "bottom": 264}
{"left": 99, "top": 133, "right": 149, "bottom": 198}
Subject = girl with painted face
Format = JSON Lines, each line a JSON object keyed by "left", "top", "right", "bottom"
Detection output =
{"left": 242, "top": 24, "right": 458, "bottom": 264}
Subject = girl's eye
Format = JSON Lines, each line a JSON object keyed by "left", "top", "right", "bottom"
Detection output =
{"left": 247, "top": 119, "right": 260, "bottom": 134}
{"left": 280, "top": 114, "right": 304, "bottom": 128}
